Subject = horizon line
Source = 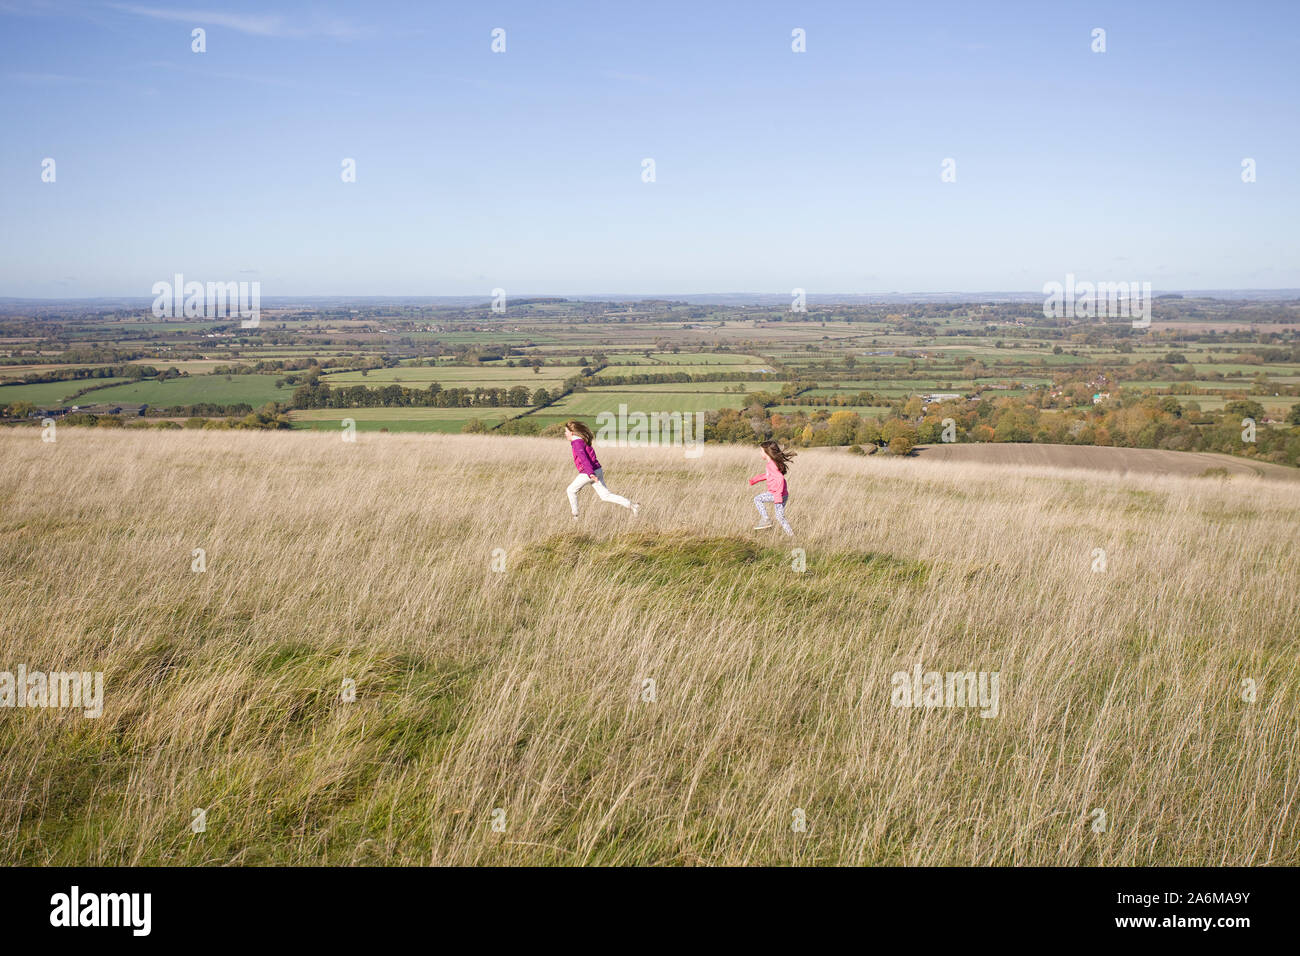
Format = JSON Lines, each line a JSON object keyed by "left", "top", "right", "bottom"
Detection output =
{"left": 4, "top": 287, "right": 1300, "bottom": 304}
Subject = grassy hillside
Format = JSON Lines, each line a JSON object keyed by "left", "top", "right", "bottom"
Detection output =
{"left": 1, "top": 431, "right": 1297, "bottom": 865}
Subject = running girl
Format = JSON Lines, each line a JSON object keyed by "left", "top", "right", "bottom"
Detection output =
{"left": 564, "top": 420, "right": 640, "bottom": 518}
{"left": 749, "top": 439, "right": 795, "bottom": 535}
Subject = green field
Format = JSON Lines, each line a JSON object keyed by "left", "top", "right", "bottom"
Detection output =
{"left": 1166, "top": 395, "right": 1295, "bottom": 416}
{"left": 542, "top": 389, "right": 741, "bottom": 419}
{"left": 594, "top": 363, "right": 774, "bottom": 377}
{"left": 289, "top": 407, "right": 517, "bottom": 433}
{"left": 0, "top": 378, "right": 129, "bottom": 406}
{"left": 86, "top": 374, "right": 294, "bottom": 407}
{"left": 323, "top": 365, "right": 573, "bottom": 387}
{"left": 588, "top": 381, "right": 764, "bottom": 393}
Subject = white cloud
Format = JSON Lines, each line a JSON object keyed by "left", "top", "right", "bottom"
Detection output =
{"left": 107, "top": 3, "right": 359, "bottom": 39}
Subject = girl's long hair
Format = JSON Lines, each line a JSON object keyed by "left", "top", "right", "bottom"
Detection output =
{"left": 566, "top": 420, "right": 595, "bottom": 444}
{"left": 761, "top": 440, "right": 796, "bottom": 474}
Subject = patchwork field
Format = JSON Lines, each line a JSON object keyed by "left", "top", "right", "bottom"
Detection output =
{"left": 322, "top": 365, "right": 574, "bottom": 387}
{"left": 4, "top": 301, "right": 1298, "bottom": 460}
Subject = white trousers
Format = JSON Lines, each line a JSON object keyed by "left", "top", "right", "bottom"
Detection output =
{"left": 567, "top": 467, "right": 632, "bottom": 515}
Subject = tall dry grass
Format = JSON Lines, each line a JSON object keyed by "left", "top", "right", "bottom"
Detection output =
{"left": 0, "top": 428, "right": 1297, "bottom": 865}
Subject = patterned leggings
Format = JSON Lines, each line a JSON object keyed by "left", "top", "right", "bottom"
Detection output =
{"left": 754, "top": 492, "right": 792, "bottom": 534}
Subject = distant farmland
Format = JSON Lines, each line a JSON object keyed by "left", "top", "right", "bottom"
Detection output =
{"left": 3, "top": 300, "right": 1298, "bottom": 466}
{"left": 0, "top": 377, "right": 130, "bottom": 405}
{"left": 78, "top": 374, "right": 294, "bottom": 408}
{"left": 321, "top": 364, "right": 574, "bottom": 387}
{"left": 529, "top": 389, "right": 741, "bottom": 428}
{"left": 289, "top": 407, "right": 518, "bottom": 432}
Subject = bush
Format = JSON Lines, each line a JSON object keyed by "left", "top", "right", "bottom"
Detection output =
{"left": 1224, "top": 400, "right": 1266, "bottom": 422}
{"left": 853, "top": 420, "right": 881, "bottom": 445}
{"left": 889, "top": 435, "right": 914, "bottom": 456}
{"left": 497, "top": 418, "right": 541, "bottom": 436}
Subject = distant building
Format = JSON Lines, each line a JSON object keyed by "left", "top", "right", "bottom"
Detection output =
{"left": 921, "top": 393, "right": 961, "bottom": 406}
{"left": 76, "top": 403, "right": 149, "bottom": 417}
{"left": 1092, "top": 392, "right": 1110, "bottom": 405}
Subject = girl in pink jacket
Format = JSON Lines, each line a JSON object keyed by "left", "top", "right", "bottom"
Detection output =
{"left": 748, "top": 440, "right": 795, "bottom": 535}
{"left": 564, "top": 420, "right": 640, "bottom": 519}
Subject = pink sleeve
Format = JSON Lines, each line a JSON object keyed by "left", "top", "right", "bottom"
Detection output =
{"left": 572, "top": 442, "right": 596, "bottom": 475}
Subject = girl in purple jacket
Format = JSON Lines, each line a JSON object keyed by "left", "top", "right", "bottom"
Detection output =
{"left": 564, "top": 420, "right": 640, "bottom": 519}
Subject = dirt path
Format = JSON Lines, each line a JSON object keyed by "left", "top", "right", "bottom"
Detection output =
{"left": 911, "top": 442, "right": 1300, "bottom": 482}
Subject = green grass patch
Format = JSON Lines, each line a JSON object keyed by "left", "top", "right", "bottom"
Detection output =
{"left": 517, "top": 532, "right": 928, "bottom": 593}
{"left": 289, "top": 408, "right": 516, "bottom": 432}
{"left": 0, "top": 378, "right": 130, "bottom": 406}
{"left": 85, "top": 374, "right": 294, "bottom": 408}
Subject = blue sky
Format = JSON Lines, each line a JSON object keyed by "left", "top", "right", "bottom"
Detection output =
{"left": 1, "top": 0, "right": 1296, "bottom": 297}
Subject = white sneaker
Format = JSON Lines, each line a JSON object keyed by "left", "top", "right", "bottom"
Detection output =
{"left": 754, "top": 520, "right": 772, "bottom": 530}
{"left": 631, "top": 502, "right": 640, "bottom": 517}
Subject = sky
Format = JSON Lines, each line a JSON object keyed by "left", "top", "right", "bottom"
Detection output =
{"left": 0, "top": 0, "right": 1297, "bottom": 298}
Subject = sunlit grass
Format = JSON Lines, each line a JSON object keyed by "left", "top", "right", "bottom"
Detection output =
{"left": 0, "top": 430, "right": 1297, "bottom": 865}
